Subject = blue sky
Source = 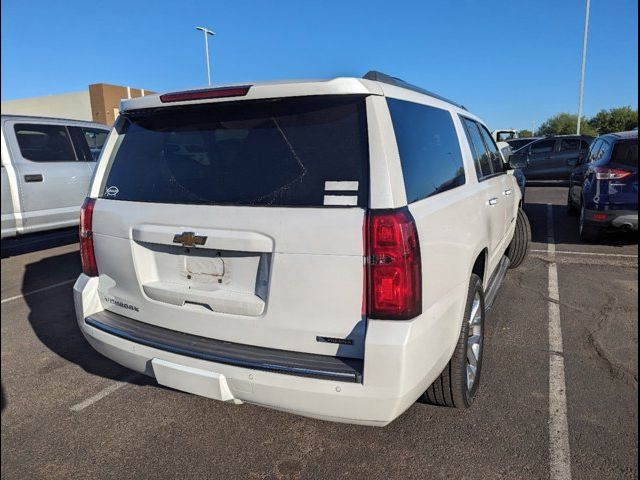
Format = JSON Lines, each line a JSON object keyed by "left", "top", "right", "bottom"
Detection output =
{"left": 1, "top": 0, "right": 637, "bottom": 130}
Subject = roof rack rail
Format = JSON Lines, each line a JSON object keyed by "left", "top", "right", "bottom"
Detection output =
{"left": 362, "top": 70, "right": 467, "bottom": 110}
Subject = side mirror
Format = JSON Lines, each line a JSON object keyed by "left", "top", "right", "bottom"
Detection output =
{"left": 509, "top": 154, "right": 528, "bottom": 170}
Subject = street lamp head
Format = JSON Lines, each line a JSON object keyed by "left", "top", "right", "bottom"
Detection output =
{"left": 195, "top": 26, "right": 216, "bottom": 36}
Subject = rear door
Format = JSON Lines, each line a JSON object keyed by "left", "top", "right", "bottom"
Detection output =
{"left": 6, "top": 121, "right": 94, "bottom": 232}
{"left": 461, "top": 118, "right": 507, "bottom": 272}
{"left": 92, "top": 95, "right": 369, "bottom": 358}
{"left": 554, "top": 137, "right": 590, "bottom": 180}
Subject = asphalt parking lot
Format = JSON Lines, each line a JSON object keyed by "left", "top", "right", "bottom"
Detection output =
{"left": 1, "top": 186, "right": 637, "bottom": 480}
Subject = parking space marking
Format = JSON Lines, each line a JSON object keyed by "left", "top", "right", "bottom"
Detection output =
{"left": 70, "top": 374, "right": 139, "bottom": 412}
{"left": 547, "top": 205, "right": 572, "bottom": 480}
{"left": 531, "top": 249, "right": 637, "bottom": 259}
{"left": 1, "top": 279, "right": 76, "bottom": 305}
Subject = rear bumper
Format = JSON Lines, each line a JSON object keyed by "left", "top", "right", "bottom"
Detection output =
{"left": 74, "top": 275, "right": 460, "bottom": 426}
{"left": 583, "top": 209, "right": 638, "bottom": 231}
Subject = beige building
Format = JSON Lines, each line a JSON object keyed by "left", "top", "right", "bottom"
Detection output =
{"left": 1, "top": 83, "right": 155, "bottom": 125}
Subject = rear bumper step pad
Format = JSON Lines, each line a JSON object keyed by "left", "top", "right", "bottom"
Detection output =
{"left": 85, "top": 311, "right": 363, "bottom": 383}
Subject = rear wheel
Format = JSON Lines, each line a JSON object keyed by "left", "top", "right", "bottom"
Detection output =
{"left": 421, "top": 274, "right": 485, "bottom": 408}
{"left": 579, "top": 204, "right": 601, "bottom": 242}
{"left": 506, "top": 208, "right": 531, "bottom": 269}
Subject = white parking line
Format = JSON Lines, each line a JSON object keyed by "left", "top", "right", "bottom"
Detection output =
{"left": 70, "top": 374, "right": 139, "bottom": 412}
{"left": 531, "top": 249, "right": 637, "bottom": 259}
{"left": 0, "top": 279, "right": 76, "bottom": 304}
{"left": 547, "top": 204, "right": 572, "bottom": 480}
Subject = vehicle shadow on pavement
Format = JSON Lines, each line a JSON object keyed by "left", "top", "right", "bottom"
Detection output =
{"left": 22, "top": 251, "right": 154, "bottom": 387}
{"left": 1, "top": 228, "right": 78, "bottom": 259}
{"left": 524, "top": 203, "right": 638, "bottom": 247}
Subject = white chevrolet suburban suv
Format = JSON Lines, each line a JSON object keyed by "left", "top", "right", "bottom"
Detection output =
{"left": 74, "top": 71, "right": 530, "bottom": 426}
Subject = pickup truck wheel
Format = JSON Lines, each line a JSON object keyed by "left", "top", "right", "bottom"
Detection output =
{"left": 506, "top": 208, "right": 531, "bottom": 269}
{"left": 421, "top": 274, "right": 485, "bottom": 408}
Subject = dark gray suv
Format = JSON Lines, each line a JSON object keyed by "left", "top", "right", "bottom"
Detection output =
{"left": 510, "top": 135, "right": 593, "bottom": 181}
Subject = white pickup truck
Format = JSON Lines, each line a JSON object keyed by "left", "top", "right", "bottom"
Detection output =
{"left": 1, "top": 115, "right": 110, "bottom": 239}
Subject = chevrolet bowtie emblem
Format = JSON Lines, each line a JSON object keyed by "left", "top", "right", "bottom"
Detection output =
{"left": 173, "top": 231, "right": 207, "bottom": 248}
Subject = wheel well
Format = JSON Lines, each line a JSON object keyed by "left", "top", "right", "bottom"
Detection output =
{"left": 472, "top": 250, "right": 487, "bottom": 285}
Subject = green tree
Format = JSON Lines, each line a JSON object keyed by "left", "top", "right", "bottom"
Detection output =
{"left": 517, "top": 129, "right": 534, "bottom": 138}
{"left": 588, "top": 106, "right": 638, "bottom": 134}
{"left": 538, "top": 113, "right": 597, "bottom": 136}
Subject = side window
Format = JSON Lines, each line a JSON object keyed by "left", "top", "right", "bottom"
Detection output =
{"left": 82, "top": 128, "right": 109, "bottom": 161}
{"left": 478, "top": 125, "right": 504, "bottom": 174}
{"left": 586, "top": 139, "right": 602, "bottom": 163}
{"left": 14, "top": 124, "right": 77, "bottom": 162}
{"left": 597, "top": 140, "right": 611, "bottom": 162}
{"left": 580, "top": 140, "right": 590, "bottom": 151}
{"left": 69, "top": 126, "right": 109, "bottom": 161}
{"left": 462, "top": 118, "right": 493, "bottom": 179}
{"left": 387, "top": 98, "right": 465, "bottom": 202}
{"left": 530, "top": 139, "right": 556, "bottom": 154}
{"left": 560, "top": 138, "right": 581, "bottom": 152}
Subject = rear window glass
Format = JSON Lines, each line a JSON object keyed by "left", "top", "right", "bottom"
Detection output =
{"left": 102, "top": 96, "right": 369, "bottom": 207}
{"left": 387, "top": 99, "right": 465, "bottom": 202}
{"left": 14, "top": 123, "right": 77, "bottom": 162}
{"left": 612, "top": 139, "right": 638, "bottom": 167}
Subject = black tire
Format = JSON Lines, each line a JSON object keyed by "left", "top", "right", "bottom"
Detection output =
{"left": 506, "top": 208, "right": 531, "bottom": 269}
{"left": 421, "top": 274, "right": 485, "bottom": 408}
{"left": 567, "top": 189, "right": 578, "bottom": 216}
{"left": 579, "top": 204, "right": 601, "bottom": 242}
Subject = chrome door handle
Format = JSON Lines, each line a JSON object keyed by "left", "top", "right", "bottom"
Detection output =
{"left": 504, "top": 189, "right": 513, "bottom": 196}
{"left": 488, "top": 197, "right": 499, "bottom": 206}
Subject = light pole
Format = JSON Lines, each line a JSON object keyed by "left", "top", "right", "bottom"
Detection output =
{"left": 576, "top": 0, "right": 591, "bottom": 134}
{"left": 195, "top": 26, "right": 215, "bottom": 85}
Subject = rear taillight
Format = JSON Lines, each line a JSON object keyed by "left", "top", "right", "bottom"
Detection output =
{"left": 365, "top": 208, "right": 422, "bottom": 320}
{"left": 80, "top": 197, "right": 98, "bottom": 277}
{"left": 593, "top": 167, "right": 633, "bottom": 180}
{"left": 159, "top": 85, "right": 251, "bottom": 103}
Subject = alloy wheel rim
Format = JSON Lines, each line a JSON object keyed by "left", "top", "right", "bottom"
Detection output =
{"left": 466, "top": 292, "right": 483, "bottom": 391}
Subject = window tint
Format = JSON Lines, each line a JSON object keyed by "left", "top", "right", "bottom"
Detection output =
{"left": 611, "top": 139, "right": 638, "bottom": 167}
{"left": 102, "top": 96, "right": 369, "bottom": 207}
{"left": 560, "top": 138, "right": 581, "bottom": 152}
{"left": 14, "top": 124, "right": 77, "bottom": 162}
{"left": 462, "top": 118, "right": 493, "bottom": 179}
{"left": 580, "top": 140, "right": 590, "bottom": 151}
{"left": 81, "top": 128, "right": 109, "bottom": 161}
{"left": 387, "top": 99, "right": 465, "bottom": 202}
{"left": 530, "top": 139, "right": 556, "bottom": 154}
{"left": 507, "top": 138, "right": 535, "bottom": 151}
{"left": 585, "top": 139, "right": 601, "bottom": 163}
{"left": 478, "top": 125, "right": 504, "bottom": 174}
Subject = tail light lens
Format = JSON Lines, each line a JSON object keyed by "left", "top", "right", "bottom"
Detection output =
{"left": 365, "top": 208, "right": 422, "bottom": 320}
{"left": 80, "top": 197, "right": 98, "bottom": 277}
{"left": 593, "top": 167, "right": 633, "bottom": 180}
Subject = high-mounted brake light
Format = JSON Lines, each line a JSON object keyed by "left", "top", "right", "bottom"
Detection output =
{"left": 159, "top": 85, "right": 251, "bottom": 103}
{"left": 80, "top": 197, "right": 98, "bottom": 277}
{"left": 593, "top": 167, "right": 633, "bottom": 180}
{"left": 365, "top": 208, "right": 422, "bottom": 320}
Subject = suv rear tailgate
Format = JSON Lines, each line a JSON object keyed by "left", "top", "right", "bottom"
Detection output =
{"left": 91, "top": 95, "right": 370, "bottom": 359}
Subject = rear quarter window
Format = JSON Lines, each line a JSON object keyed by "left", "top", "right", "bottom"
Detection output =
{"left": 387, "top": 99, "right": 465, "bottom": 202}
{"left": 101, "top": 96, "right": 369, "bottom": 207}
